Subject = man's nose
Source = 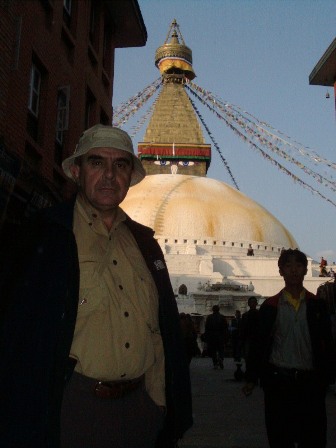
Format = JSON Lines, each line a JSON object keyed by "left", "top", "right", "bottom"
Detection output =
{"left": 103, "top": 163, "right": 116, "bottom": 179}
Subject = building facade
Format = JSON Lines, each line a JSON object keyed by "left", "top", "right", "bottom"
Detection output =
{"left": 0, "top": 0, "right": 146, "bottom": 227}
{"left": 309, "top": 36, "right": 336, "bottom": 112}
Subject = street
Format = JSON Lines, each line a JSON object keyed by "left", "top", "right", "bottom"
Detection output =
{"left": 179, "top": 357, "right": 336, "bottom": 448}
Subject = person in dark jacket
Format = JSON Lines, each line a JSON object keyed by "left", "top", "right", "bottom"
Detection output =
{"left": 179, "top": 313, "right": 199, "bottom": 365}
{"left": 205, "top": 305, "right": 228, "bottom": 369}
{"left": 242, "top": 249, "right": 335, "bottom": 448}
{"left": 240, "top": 296, "right": 259, "bottom": 376}
{"left": 231, "top": 309, "right": 242, "bottom": 362}
{"left": 0, "top": 125, "right": 192, "bottom": 448}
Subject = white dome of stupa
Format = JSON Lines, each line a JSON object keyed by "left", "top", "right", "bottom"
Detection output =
{"left": 121, "top": 174, "right": 297, "bottom": 249}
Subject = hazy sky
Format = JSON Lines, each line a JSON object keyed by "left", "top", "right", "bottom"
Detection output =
{"left": 113, "top": 0, "right": 336, "bottom": 263}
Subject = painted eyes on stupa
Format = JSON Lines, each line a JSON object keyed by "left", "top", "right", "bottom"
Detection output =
{"left": 153, "top": 160, "right": 195, "bottom": 166}
{"left": 179, "top": 161, "right": 194, "bottom": 166}
{"left": 154, "top": 160, "right": 170, "bottom": 166}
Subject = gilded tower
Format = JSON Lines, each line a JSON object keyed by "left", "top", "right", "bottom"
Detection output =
{"left": 138, "top": 20, "right": 211, "bottom": 176}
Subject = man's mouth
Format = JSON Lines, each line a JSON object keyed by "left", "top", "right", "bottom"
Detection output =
{"left": 98, "top": 186, "right": 117, "bottom": 192}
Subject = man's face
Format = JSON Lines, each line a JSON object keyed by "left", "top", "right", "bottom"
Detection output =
{"left": 70, "top": 147, "right": 133, "bottom": 214}
{"left": 279, "top": 256, "right": 307, "bottom": 287}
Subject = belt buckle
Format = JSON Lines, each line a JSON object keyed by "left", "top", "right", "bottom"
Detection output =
{"left": 94, "top": 381, "right": 115, "bottom": 398}
{"left": 94, "top": 380, "right": 125, "bottom": 399}
{"left": 94, "top": 381, "right": 105, "bottom": 397}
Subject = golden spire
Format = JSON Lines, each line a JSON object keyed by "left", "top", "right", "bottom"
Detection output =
{"left": 155, "top": 19, "right": 195, "bottom": 81}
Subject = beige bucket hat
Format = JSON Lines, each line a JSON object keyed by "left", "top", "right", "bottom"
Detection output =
{"left": 62, "top": 124, "right": 146, "bottom": 186}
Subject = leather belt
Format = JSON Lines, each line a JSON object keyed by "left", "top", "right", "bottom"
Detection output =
{"left": 94, "top": 377, "right": 143, "bottom": 399}
{"left": 270, "top": 364, "right": 315, "bottom": 381}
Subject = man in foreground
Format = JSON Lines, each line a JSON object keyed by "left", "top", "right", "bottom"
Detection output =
{"left": 243, "top": 249, "right": 335, "bottom": 448}
{"left": 0, "top": 125, "right": 192, "bottom": 448}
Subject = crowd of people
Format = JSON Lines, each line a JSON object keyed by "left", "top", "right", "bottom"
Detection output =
{"left": 0, "top": 125, "right": 335, "bottom": 448}
{"left": 198, "top": 296, "right": 261, "bottom": 376}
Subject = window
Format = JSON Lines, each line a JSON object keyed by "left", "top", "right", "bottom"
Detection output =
{"left": 11, "top": 17, "right": 22, "bottom": 70}
{"left": 103, "top": 18, "right": 113, "bottom": 75}
{"left": 89, "top": 3, "right": 95, "bottom": 38}
{"left": 85, "top": 88, "right": 96, "bottom": 129}
{"left": 56, "top": 86, "right": 70, "bottom": 145}
{"left": 39, "top": 0, "right": 54, "bottom": 29}
{"left": 100, "top": 108, "right": 109, "bottom": 125}
{"left": 63, "top": 0, "right": 71, "bottom": 15}
{"left": 63, "top": 0, "right": 77, "bottom": 32}
{"left": 89, "top": 1, "right": 99, "bottom": 50}
{"left": 28, "top": 64, "right": 41, "bottom": 117}
{"left": 27, "top": 59, "right": 47, "bottom": 142}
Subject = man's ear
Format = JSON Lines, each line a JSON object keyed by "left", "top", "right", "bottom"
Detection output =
{"left": 279, "top": 268, "right": 284, "bottom": 277}
{"left": 70, "top": 164, "right": 80, "bottom": 184}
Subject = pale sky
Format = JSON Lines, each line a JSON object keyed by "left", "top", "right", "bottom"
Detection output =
{"left": 113, "top": 0, "right": 336, "bottom": 263}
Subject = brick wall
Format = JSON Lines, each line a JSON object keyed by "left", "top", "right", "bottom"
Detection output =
{"left": 0, "top": 0, "right": 117, "bottom": 218}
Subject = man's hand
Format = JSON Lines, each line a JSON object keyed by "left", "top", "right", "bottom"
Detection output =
{"left": 242, "top": 382, "right": 255, "bottom": 396}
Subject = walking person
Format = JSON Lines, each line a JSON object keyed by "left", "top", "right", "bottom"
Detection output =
{"left": 180, "top": 313, "right": 199, "bottom": 365}
{"left": 231, "top": 309, "right": 242, "bottom": 362}
{"left": 0, "top": 125, "right": 192, "bottom": 448}
{"left": 240, "top": 296, "right": 259, "bottom": 377}
{"left": 242, "top": 249, "right": 335, "bottom": 448}
{"left": 204, "top": 305, "right": 228, "bottom": 369}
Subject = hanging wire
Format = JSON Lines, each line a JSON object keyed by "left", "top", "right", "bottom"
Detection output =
{"left": 113, "top": 77, "right": 335, "bottom": 207}
{"left": 186, "top": 83, "right": 336, "bottom": 208}
{"left": 190, "top": 81, "right": 336, "bottom": 171}
{"left": 209, "top": 98, "right": 336, "bottom": 191}
{"left": 113, "top": 78, "right": 161, "bottom": 126}
{"left": 126, "top": 98, "right": 158, "bottom": 138}
{"left": 187, "top": 95, "right": 239, "bottom": 190}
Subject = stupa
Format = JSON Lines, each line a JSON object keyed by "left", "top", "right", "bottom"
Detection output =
{"left": 120, "top": 20, "right": 324, "bottom": 318}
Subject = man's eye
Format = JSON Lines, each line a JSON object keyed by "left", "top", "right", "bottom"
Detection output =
{"left": 90, "top": 160, "right": 103, "bottom": 166}
{"left": 115, "top": 162, "right": 128, "bottom": 169}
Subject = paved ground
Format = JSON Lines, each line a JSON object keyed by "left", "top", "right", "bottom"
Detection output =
{"left": 179, "top": 357, "right": 336, "bottom": 448}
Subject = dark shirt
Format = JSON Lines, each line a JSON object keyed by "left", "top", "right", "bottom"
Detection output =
{"left": 205, "top": 312, "right": 228, "bottom": 344}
